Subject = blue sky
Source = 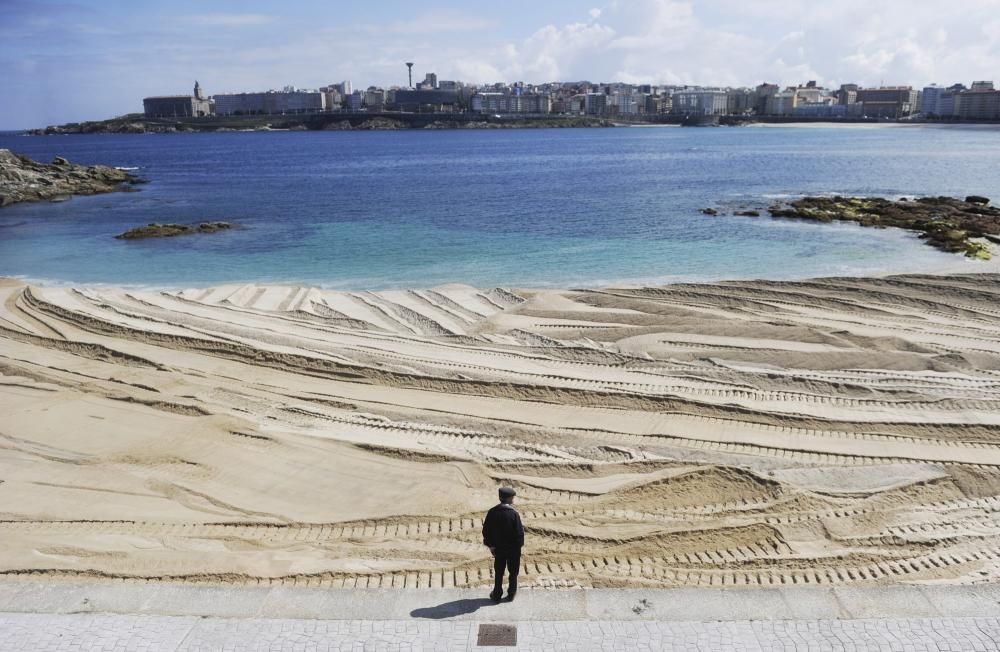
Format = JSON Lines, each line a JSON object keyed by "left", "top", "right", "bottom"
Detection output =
{"left": 3, "top": 0, "right": 1000, "bottom": 129}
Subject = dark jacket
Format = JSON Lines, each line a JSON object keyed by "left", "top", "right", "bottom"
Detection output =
{"left": 482, "top": 503, "right": 524, "bottom": 549}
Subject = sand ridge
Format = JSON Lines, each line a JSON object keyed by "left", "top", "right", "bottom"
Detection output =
{"left": 2, "top": 274, "right": 1000, "bottom": 589}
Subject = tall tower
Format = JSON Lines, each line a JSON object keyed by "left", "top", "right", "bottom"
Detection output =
{"left": 405, "top": 63, "right": 414, "bottom": 89}
{"left": 194, "top": 81, "right": 204, "bottom": 100}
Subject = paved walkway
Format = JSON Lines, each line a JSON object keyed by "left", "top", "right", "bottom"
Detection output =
{"left": 2, "top": 612, "right": 999, "bottom": 651}
{"left": 2, "top": 581, "right": 1000, "bottom": 650}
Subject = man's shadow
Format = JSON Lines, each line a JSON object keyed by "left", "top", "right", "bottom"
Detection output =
{"left": 410, "top": 598, "right": 498, "bottom": 619}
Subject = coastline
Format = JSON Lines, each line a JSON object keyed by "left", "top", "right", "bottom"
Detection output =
{"left": 746, "top": 121, "right": 1000, "bottom": 130}
{"left": 5, "top": 250, "right": 998, "bottom": 292}
{"left": 17, "top": 113, "right": 1000, "bottom": 135}
{"left": 3, "top": 270, "right": 1000, "bottom": 589}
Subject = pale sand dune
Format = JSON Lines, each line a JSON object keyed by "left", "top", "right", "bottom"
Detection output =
{"left": 2, "top": 273, "right": 1000, "bottom": 589}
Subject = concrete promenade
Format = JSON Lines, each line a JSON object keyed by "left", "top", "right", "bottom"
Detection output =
{"left": 2, "top": 581, "right": 1000, "bottom": 650}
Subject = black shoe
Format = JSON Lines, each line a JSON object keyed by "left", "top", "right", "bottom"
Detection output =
{"left": 504, "top": 590, "right": 516, "bottom": 602}
{"left": 489, "top": 590, "right": 502, "bottom": 602}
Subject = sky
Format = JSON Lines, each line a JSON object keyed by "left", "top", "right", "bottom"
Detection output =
{"left": 3, "top": 0, "right": 1000, "bottom": 129}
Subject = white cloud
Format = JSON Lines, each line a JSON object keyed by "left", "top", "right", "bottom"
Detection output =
{"left": 451, "top": 0, "right": 1000, "bottom": 88}
{"left": 504, "top": 21, "right": 616, "bottom": 80}
{"left": 181, "top": 14, "right": 275, "bottom": 28}
{"left": 381, "top": 11, "right": 495, "bottom": 35}
{"left": 453, "top": 60, "right": 505, "bottom": 82}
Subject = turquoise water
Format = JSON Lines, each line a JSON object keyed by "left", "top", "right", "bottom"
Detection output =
{"left": 1, "top": 126, "right": 998, "bottom": 289}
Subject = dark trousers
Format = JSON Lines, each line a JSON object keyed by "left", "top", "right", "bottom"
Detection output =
{"left": 492, "top": 547, "right": 521, "bottom": 594}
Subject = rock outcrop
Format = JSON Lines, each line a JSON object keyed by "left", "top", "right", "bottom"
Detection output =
{"left": 0, "top": 149, "right": 144, "bottom": 207}
{"left": 322, "top": 120, "right": 354, "bottom": 131}
{"left": 760, "top": 196, "right": 999, "bottom": 259}
{"left": 115, "top": 222, "right": 234, "bottom": 240}
{"left": 30, "top": 113, "right": 620, "bottom": 134}
{"left": 355, "top": 118, "right": 408, "bottom": 130}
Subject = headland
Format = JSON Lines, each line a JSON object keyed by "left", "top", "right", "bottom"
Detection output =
{"left": 25, "top": 112, "right": 1000, "bottom": 135}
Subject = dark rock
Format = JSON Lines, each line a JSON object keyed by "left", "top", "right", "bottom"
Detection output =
{"left": 195, "top": 221, "right": 233, "bottom": 233}
{"left": 966, "top": 195, "right": 990, "bottom": 205}
{"left": 356, "top": 118, "right": 407, "bottom": 130}
{"left": 115, "top": 222, "right": 234, "bottom": 240}
{"left": 701, "top": 208, "right": 719, "bottom": 216}
{"left": 763, "top": 195, "right": 999, "bottom": 259}
{"left": 0, "top": 149, "right": 144, "bottom": 208}
{"left": 322, "top": 120, "right": 354, "bottom": 131}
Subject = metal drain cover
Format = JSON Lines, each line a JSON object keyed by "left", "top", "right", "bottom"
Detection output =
{"left": 477, "top": 624, "right": 517, "bottom": 646}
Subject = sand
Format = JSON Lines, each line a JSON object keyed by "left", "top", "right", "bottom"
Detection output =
{"left": 2, "top": 273, "right": 1000, "bottom": 589}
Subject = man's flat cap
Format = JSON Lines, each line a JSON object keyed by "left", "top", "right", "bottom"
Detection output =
{"left": 499, "top": 487, "right": 516, "bottom": 498}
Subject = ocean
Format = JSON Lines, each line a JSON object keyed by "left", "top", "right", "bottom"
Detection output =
{"left": 1, "top": 125, "right": 999, "bottom": 289}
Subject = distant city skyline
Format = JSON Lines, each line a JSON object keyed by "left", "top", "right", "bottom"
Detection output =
{"left": 3, "top": 0, "right": 1000, "bottom": 129}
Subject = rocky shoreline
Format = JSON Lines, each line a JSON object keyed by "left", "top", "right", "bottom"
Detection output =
{"left": 708, "top": 195, "right": 999, "bottom": 259}
{"left": 25, "top": 114, "right": 1000, "bottom": 136}
{"left": 27, "top": 114, "right": 616, "bottom": 135}
{"left": 0, "top": 149, "right": 144, "bottom": 207}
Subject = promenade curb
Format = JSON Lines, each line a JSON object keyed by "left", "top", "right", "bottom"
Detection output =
{"left": 1, "top": 580, "right": 999, "bottom": 622}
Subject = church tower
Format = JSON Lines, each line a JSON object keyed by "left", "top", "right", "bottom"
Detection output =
{"left": 194, "top": 81, "right": 204, "bottom": 100}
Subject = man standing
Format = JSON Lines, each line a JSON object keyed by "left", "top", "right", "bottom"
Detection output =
{"left": 482, "top": 486, "right": 524, "bottom": 602}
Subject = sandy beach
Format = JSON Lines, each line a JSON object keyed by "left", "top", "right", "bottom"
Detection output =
{"left": 746, "top": 121, "right": 1000, "bottom": 130}
{"left": 2, "top": 273, "right": 1000, "bottom": 589}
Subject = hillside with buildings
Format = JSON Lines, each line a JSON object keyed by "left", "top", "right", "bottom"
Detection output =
{"left": 27, "top": 69, "right": 1000, "bottom": 133}
{"left": 137, "top": 68, "right": 1000, "bottom": 121}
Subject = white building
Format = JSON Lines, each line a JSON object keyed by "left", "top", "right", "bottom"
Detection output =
{"left": 471, "top": 92, "right": 551, "bottom": 114}
{"left": 614, "top": 93, "right": 639, "bottom": 115}
{"left": 765, "top": 91, "right": 797, "bottom": 116}
{"left": 566, "top": 95, "right": 587, "bottom": 114}
{"left": 364, "top": 89, "right": 386, "bottom": 111}
{"left": 212, "top": 90, "right": 325, "bottom": 115}
{"left": 794, "top": 87, "right": 822, "bottom": 104}
{"left": 471, "top": 92, "right": 504, "bottom": 113}
{"left": 322, "top": 87, "right": 342, "bottom": 110}
{"left": 671, "top": 89, "right": 729, "bottom": 116}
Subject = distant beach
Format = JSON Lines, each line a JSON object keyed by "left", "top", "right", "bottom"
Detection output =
{"left": 747, "top": 121, "right": 1000, "bottom": 130}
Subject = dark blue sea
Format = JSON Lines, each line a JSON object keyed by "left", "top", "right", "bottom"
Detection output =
{"left": 1, "top": 125, "right": 999, "bottom": 289}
